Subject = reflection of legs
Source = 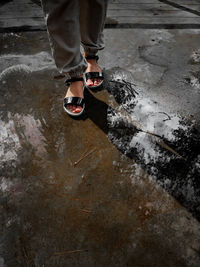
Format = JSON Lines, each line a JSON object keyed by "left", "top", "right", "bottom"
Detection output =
{"left": 41, "top": 0, "right": 87, "bottom": 113}
{"left": 79, "top": 0, "right": 108, "bottom": 86}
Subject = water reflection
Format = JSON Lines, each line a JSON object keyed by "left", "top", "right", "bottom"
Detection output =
{"left": 82, "top": 68, "right": 200, "bottom": 220}
{"left": 105, "top": 69, "right": 200, "bottom": 220}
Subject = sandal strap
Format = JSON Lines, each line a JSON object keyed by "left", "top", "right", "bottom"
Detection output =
{"left": 85, "top": 55, "right": 99, "bottom": 61}
{"left": 85, "top": 72, "right": 104, "bottom": 81}
{"left": 65, "top": 77, "right": 83, "bottom": 86}
{"left": 64, "top": 97, "right": 85, "bottom": 108}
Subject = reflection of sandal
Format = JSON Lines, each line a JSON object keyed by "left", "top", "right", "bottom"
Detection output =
{"left": 63, "top": 77, "right": 85, "bottom": 117}
{"left": 83, "top": 55, "right": 104, "bottom": 89}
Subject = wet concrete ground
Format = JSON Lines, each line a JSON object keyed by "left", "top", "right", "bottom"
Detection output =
{"left": 0, "top": 29, "right": 200, "bottom": 266}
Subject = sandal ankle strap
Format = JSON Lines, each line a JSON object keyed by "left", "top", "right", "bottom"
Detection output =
{"left": 85, "top": 55, "right": 99, "bottom": 61}
{"left": 65, "top": 77, "right": 83, "bottom": 86}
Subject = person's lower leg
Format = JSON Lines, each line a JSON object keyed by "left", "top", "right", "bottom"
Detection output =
{"left": 41, "top": 0, "right": 87, "bottom": 112}
{"left": 83, "top": 53, "right": 102, "bottom": 86}
{"left": 79, "top": 0, "right": 108, "bottom": 86}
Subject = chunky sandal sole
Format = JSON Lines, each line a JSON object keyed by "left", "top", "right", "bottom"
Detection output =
{"left": 63, "top": 103, "right": 85, "bottom": 116}
{"left": 83, "top": 72, "right": 104, "bottom": 90}
{"left": 84, "top": 55, "right": 104, "bottom": 90}
{"left": 63, "top": 77, "right": 85, "bottom": 117}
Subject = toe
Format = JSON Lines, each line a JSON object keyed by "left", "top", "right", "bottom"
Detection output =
{"left": 72, "top": 105, "right": 76, "bottom": 111}
{"left": 67, "top": 105, "right": 73, "bottom": 111}
{"left": 94, "top": 79, "right": 98, "bottom": 86}
{"left": 73, "top": 106, "right": 82, "bottom": 113}
{"left": 94, "top": 79, "right": 101, "bottom": 86}
{"left": 87, "top": 79, "right": 94, "bottom": 86}
{"left": 66, "top": 105, "right": 82, "bottom": 113}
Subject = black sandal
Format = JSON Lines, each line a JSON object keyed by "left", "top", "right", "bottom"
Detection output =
{"left": 83, "top": 55, "right": 104, "bottom": 89}
{"left": 63, "top": 77, "right": 85, "bottom": 117}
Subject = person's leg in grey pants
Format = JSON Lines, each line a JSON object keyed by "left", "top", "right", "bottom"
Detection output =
{"left": 41, "top": 0, "right": 108, "bottom": 114}
{"left": 41, "top": 0, "right": 108, "bottom": 76}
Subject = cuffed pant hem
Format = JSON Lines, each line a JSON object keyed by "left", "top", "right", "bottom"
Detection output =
{"left": 82, "top": 43, "right": 105, "bottom": 56}
{"left": 60, "top": 58, "right": 88, "bottom": 79}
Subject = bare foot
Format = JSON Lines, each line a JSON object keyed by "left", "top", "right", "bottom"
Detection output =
{"left": 65, "top": 78, "right": 84, "bottom": 113}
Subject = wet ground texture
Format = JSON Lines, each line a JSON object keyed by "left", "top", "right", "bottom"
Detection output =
{"left": 0, "top": 4, "right": 200, "bottom": 267}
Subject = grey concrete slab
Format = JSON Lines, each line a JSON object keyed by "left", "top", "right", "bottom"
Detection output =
{"left": 0, "top": 25, "right": 200, "bottom": 267}
{"left": 1, "top": 0, "right": 200, "bottom": 32}
{"left": 100, "top": 28, "right": 200, "bottom": 121}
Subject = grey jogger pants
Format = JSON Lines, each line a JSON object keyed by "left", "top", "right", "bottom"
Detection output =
{"left": 41, "top": 0, "right": 108, "bottom": 78}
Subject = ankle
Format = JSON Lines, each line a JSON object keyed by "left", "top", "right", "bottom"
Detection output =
{"left": 87, "top": 59, "right": 97, "bottom": 65}
{"left": 70, "top": 75, "right": 83, "bottom": 79}
{"left": 84, "top": 53, "right": 98, "bottom": 60}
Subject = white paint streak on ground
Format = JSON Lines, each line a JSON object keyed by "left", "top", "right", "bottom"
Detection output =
{"left": 0, "top": 177, "right": 13, "bottom": 193}
{"left": 14, "top": 114, "right": 47, "bottom": 157}
{"left": 0, "top": 113, "right": 47, "bottom": 198}
{"left": 0, "top": 112, "right": 46, "bottom": 164}
{"left": 0, "top": 64, "right": 31, "bottom": 80}
{"left": 0, "top": 51, "right": 55, "bottom": 80}
{"left": 0, "top": 117, "right": 21, "bottom": 162}
{"left": 45, "top": 13, "right": 49, "bottom": 23}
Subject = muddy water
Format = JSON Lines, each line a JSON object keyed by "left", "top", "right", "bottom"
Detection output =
{"left": 0, "top": 32, "right": 200, "bottom": 267}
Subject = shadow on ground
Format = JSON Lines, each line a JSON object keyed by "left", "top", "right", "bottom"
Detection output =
{"left": 86, "top": 69, "right": 200, "bottom": 221}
